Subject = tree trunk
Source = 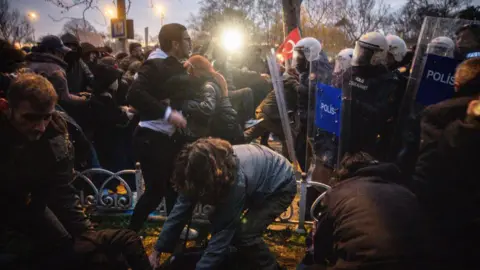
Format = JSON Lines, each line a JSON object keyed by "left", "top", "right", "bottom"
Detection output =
{"left": 282, "top": 0, "right": 302, "bottom": 36}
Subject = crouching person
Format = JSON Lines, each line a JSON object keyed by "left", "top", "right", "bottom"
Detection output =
{"left": 302, "top": 152, "right": 432, "bottom": 270}
{"left": 149, "top": 138, "right": 297, "bottom": 270}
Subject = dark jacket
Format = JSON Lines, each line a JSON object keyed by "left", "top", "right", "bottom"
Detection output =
{"left": 256, "top": 75, "right": 297, "bottom": 120}
{"left": 314, "top": 163, "right": 431, "bottom": 270}
{"left": 154, "top": 144, "right": 296, "bottom": 270}
{"left": 26, "top": 52, "right": 71, "bottom": 102}
{"left": 411, "top": 96, "right": 480, "bottom": 267}
{"left": 0, "top": 112, "right": 92, "bottom": 247}
{"left": 61, "top": 33, "right": 94, "bottom": 94}
{"left": 127, "top": 57, "right": 192, "bottom": 121}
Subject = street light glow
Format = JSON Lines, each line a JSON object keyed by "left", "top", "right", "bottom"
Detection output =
{"left": 221, "top": 29, "right": 243, "bottom": 52}
{"left": 105, "top": 8, "right": 115, "bottom": 18}
{"left": 154, "top": 5, "right": 164, "bottom": 15}
{"left": 28, "top": 12, "right": 38, "bottom": 20}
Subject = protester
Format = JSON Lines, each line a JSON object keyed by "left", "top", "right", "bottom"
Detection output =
{"left": 0, "top": 73, "right": 151, "bottom": 270}
{"left": 120, "top": 42, "right": 144, "bottom": 71}
{"left": 26, "top": 35, "right": 86, "bottom": 104}
{"left": 81, "top": 42, "right": 100, "bottom": 70}
{"left": 300, "top": 152, "right": 431, "bottom": 270}
{"left": 455, "top": 23, "right": 480, "bottom": 60}
{"left": 164, "top": 55, "right": 243, "bottom": 142}
{"left": 89, "top": 64, "right": 132, "bottom": 171}
{"left": 0, "top": 39, "right": 26, "bottom": 96}
{"left": 61, "top": 33, "right": 94, "bottom": 95}
{"left": 149, "top": 138, "right": 296, "bottom": 270}
{"left": 410, "top": 57, "right": 480, "bottom": 269}
{"left": 127, "top": 23, "right": 194, "bottom": 234}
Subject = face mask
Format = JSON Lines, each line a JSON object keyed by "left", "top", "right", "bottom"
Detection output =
{"left": 109, "top": 80, "right": 119, "bottom": 91}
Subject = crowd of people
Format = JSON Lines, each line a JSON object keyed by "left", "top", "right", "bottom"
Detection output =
{"left": 0, "top": 19, "right": 480, "bottom": 270}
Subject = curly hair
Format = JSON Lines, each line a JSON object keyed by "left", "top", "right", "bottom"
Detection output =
{"left": 334, "top": 152, "right": 377, "bottom": 182}
{"left": 172, "top": 138, "right": 237, "bottom": 203}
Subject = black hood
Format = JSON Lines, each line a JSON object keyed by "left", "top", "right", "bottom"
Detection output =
{"left": 341, "top": 162, "right": 403, "bottom": 185}
{"left": 25, "top": 52, "right": 68, "bottom": 70}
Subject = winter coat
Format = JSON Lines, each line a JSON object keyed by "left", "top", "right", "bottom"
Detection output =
{"left": 410, "top": 96, "right": 480, "bottom": 268}
{"left": 127, "top": 56, "right": 193, "bottom": 121}
{"left": 0, "top": 112, "right": 92, "bottom": 247}
{"left": 314, "top": 163, "right": 432, "bottom": 270}
{"left": 26, "top": 52, "right": 71, "bottom": 102}
{"left": 61, "top": 33, "right": 94, "bottom": 94}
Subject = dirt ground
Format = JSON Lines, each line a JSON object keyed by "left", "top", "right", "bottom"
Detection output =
{"left": 94, "top": 214, "right": 308, "bottom": 270}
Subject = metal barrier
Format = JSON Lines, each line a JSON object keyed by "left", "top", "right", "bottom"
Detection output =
{"left": 71, "top": 163, "right": 331, "bottom": 231}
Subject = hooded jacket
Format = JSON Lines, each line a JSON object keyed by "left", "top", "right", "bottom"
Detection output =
{"left": 61, "top": 33, "right": 94, "bottom": 94}
{"left": 313, "top": 163, "right": 431, "bottom": 270}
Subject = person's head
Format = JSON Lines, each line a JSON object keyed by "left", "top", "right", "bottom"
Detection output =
{"left": 129, "top": 42, "right": 143, "bottom": 59}
{"left": 115, "top": 52, "right": 128, "bottom": 61}
{"left": 158, "top": 23, "right": 191, "bottom": 60}
{"left": 80, "top": 42, "right": 99, "bottom": 63}
{"left": 184, "top": 55, "right": 228, "bottom": 94}
{"left": 91, "top": 64, "right": 122, "bottom": 94}
{"left": 172, "top": 138, "right": 237, "bottom": 204}
{"left": 334, "top": 48, "right": 354, "bottom": 74}
{"left": 99, "top": 56, "right": 117, "bottom": 67}
{"left": 352, "top": 32, "right": 388, "bottom": 67}
{"left": 335, "top": 152, "right": 378, "bottom": 181}
{"left": 127, "top": 60, "right": 142, "bottom": 75}
{"left": 293, "top": 37, "right": 322, "bottom": 72}
{"left": 385, "top": 34, "right": 407, "bottom": 70}
{"left": 37, "top": 35, "right": 71, "bottom": 60}
{"left": 103, "top": 46, "right": 113, "bottom": 54}
{"left": 0, "top": 39, "right": 26, "bottom": 73}
{"left": 426, "top": 36, "right": 455, "bottom": 58}
{"left": 454, "top": 57, "right": 480, "bottom": 97}
{"left": 455, "top": 24, "right": 480, "bottom": 58}
{"left": 61, "top": 33, "right": 80, "bottom": 52}
{"left": 5, "top": 73, "right": 58, "bottom": 141}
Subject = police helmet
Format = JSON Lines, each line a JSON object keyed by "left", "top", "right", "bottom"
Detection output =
{"left": 386, "top": 34, "right": 407, "bottom": 62}
{"left": 334, "top": 48, "right": 354, "bottom": 73}
{"left": 427, "top": 36, "right": 455, "bottom": 58}
{"left": 294, "top": 37, "right": 322, "bottom": 62}
{"left": 352, "top": 32, "right": 388, "bottom": 66}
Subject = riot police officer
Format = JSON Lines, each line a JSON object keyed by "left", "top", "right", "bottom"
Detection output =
{"left": 339, "top": 32, "right": 401, "bottom": 161}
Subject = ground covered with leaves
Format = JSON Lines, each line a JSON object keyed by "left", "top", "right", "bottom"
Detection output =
{"left": 93, "top": 215, "right": 307, "bottom": 269}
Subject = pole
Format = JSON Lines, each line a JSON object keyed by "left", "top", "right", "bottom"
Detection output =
{"left": 161, "top": 13, "right": 164, "bottom": 27}
{"left": 117, "top": 0, "right": 127, "bottom": 53}
{"left": 144, "top": 27, "right": 149, "bottom": 48}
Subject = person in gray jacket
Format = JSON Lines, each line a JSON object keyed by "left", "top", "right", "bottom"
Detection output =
{"left": 148, "top": 138, "right": 297, "bottom": 270}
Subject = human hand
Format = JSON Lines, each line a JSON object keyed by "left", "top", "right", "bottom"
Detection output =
{"left": 168, "top": 110, "right": 187, "bottom": 128}
{"left": 260, "top": 73, "right": 270, "bottom": 80}
{"left": 148, "top": 250, "right": 161, "bottom": 269}
{"left": 466, "top": 99, "right": 480, "bottom": 127}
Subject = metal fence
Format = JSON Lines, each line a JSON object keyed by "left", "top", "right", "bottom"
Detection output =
{"left": 71, "top": 163, "right": 330, "bottom": 233}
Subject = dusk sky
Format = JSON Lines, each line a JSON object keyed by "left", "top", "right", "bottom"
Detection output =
{"left": 9, "top": 0, "right": 480, "bottom": 41}
{"left": 11, "top": 0, "right": 201, "bottom": 40}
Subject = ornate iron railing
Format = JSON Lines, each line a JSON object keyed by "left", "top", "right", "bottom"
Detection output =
{"left": 71, "top": 163, "right": 330, "bottom": 231}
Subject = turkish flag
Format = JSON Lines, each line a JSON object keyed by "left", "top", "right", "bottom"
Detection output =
{"left": 276, "top": 28, "right": 301, "bottom": 61}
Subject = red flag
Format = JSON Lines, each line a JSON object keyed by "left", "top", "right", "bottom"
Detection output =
{"left": 276, "top": 28, "right": 301, "bottom": 61}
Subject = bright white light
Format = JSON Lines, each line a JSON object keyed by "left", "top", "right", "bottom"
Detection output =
{"left": 154, "top": 5, "right": 164, "bottom": 15}
{"left": 105, "top": 8, "right": 115, "bottom": 18}
{"left": 221, "top": 29, "right": 243, "bottom": 52}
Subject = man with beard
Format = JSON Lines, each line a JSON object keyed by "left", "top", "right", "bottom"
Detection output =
{"left": 120, "top": 43, "right": 145, "bottom": 71}
{"left": 61, "top": 33, "right": 94, "bottom": 95}
{"left": 127, "top": 23, "right": 193, "bottom": 234}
